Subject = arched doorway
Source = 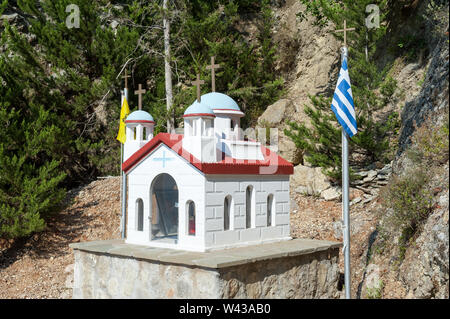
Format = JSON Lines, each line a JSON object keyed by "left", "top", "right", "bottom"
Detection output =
{"left": 150, "top": 173, "right": 179, "bottom": 241}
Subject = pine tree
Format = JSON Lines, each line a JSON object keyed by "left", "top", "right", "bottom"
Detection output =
{"left": 0, "top": 0, "right": 140, "bottom": 238}
{"left": 285, "top": 0, "right": 400, "bottom": 182}
{"left": 0, "top": 0, "right": 284, "bottom": 239}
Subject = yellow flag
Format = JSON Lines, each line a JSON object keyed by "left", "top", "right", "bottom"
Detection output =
{"left": 116, "top": 97, "right": 130, "bottom": 144}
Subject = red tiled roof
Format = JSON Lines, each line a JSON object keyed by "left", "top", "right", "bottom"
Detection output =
{"left": 122, "top": 133, "right": 294, "bottom": 175}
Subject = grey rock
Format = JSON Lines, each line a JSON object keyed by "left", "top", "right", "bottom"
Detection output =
{"left": 376, "top": 174, "right": 390, "bottom": 181}
{"left": 367, "top": 170, "right": 378, "bottom": 179}
{"left": 276, "top": 130, "right": 302, "bottom": 165}
{"left": 363, "top": 175, "right": 376, "bottom": 183}
{"left": 362, "top": 264, "right": 383, "bottom": 299}
{"left": 363, "top": 170, "right": 378, "bottom": 183}
{"left": 110, "top": 20, "right": 119, "bottom": 29}
{"left": 350, "top": 197, "right": 362, "bottom": 206}
{"left": 354, "top": 171, "right": 368, "bottom": 178}
{"left": 0, "top": 13, "right": 18, "bottom": 22}
{"left": 352, "top": 179, "right": 365, "bottom": 186}
{"left": 295, "top": 185, "right": 309, "bottom": 194}
{"left": 321, "top": 187, "right": 341, "bottom": 201}
{"left": 290, "top": 164, "right": 331, "bottom": 196}
{"left": 333, "top": 221, "right": 342, "bottom": 240}
{"left": 257, "top": 99, "right": 294, "bottom": 126}
{"left": 290, "top": 200, "right": 299, "bottom": 214}
{"left": 378, "top": 164, "right": 392, "bottom": 175}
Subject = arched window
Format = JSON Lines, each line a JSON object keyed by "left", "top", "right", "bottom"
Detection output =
{"left": 136, "top": 198, "right": 144, "bottom": 231}
{"left": 267, "top": 194, "right": 274, "bottom": 227}
{"left": 193, "top": 119, "right": 198, "bottom": 136}
{"left": 224, "top": 195, "right": 232, "bottom": 231}
{"left": 186, "top": 120, "right": 192, "bottom": 136}
{"left": 143, "top": 126, "right": 147, "bottom": 140}
{"left": 187, "top": 201, "right": 196, "bottom": 236}
{"left": 150, "top": 173, "right": 179, "bottom": 240}
{"left": 205, "top": 119, "right": 213, "bottom": 136}
{"left": 245, "top": 186, "right": 253, "bottom": 229}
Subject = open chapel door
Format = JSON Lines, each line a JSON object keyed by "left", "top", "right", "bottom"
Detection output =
{"left": 150, "top": 173, "right": 179, "bottom": 241}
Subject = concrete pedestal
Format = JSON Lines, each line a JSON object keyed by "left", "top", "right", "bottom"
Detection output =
{"left": 70, "top": 239, "right": 342, "bottom": 299}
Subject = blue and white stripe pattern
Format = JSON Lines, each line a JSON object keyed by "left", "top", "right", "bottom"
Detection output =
{"left": 331, "top": 55, "right": 357, "bottom": 137}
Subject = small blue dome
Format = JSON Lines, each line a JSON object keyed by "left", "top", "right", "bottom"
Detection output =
{"left": 200, "top": 92, "right": 241, "bottom": 112}
{"left": 125, "top": 110, "right": 154, "bottom": 123}
{"left": 183, "top": 100, "right": 215, "bottom": 118}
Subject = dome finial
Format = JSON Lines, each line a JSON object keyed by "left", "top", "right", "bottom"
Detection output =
{"left": 206, "top": 56, "right": 221, "bottom": 92}
{"left": 134, "top": 84, "right": 146, "bottom": 110}
{"left": 191, "top": 74, "right": 205, "bottom": 102}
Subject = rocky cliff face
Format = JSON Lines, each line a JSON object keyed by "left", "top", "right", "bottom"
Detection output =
{"left": 399, "top": 177, "right": 449, "bottom": 298}
{"left": 257, "top": 0, "right": 341, "bottom": 165}
{"left": 396, "top": 31, "right": 449, "bottom": 157}
{"left": 267, "top": 0, "right": 449, "bottom": 299}
{"left": 361, "top": 1, "right": 448, "bottom": 297}
{"left": 372, "top": 10, "right": 449, "bottom": 298}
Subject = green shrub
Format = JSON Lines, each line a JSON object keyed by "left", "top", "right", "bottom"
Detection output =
{"left": 285, "top": 0, "right": 400, "bottom": 182}
{"left": 409, "top": 114, "right": 449, "bottom": 165}
{"left": 380, "top": 165, "right": 433, "bottom": 262}
{"left": 0, "top": 0, "right": 284, "bottom": 239}
{"left": 366, "top": 280, "right": 384, "bottom": 299}
{"left": 382, "top": 168, "right": 433, "bottom": 233}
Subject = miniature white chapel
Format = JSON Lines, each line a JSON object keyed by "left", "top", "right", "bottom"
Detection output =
{"left": 121, "top": 58, "right": 294, "bottom": 252}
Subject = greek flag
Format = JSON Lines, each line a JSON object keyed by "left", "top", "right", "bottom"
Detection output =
{"left": 331, "top": 56, "right": 357, "bottom": 137}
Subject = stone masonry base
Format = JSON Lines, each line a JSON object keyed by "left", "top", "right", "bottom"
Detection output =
{"left": 70, "top": 239, "right": 342, "bottom": 299}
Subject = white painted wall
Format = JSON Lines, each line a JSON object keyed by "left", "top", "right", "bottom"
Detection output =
{"left": 124, "top": 123, "right": 154, "bottom": 161}
{"left": 221, "top": 139, "right": 264, "bottom": 160}
{"left": 183, "top": 117, "right": 217, "bottom": 163}
{"left": 182, "top": 136, "right": 217, "bottom": 163}
{"left": 203, "top": 174, "right": 291, "bottom": 250}
{"left": 125, "top": 143, "right": 291, "bottom": 252}
{"left": 125, "top": 144, "right": 206, "bottom": 251}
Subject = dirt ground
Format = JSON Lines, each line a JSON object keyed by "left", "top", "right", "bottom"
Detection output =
{"left": 0, "top": 176, "right": 385, "bottom": 299}
{"left": 0, "top": 177, "right": 122, "bottom": 299}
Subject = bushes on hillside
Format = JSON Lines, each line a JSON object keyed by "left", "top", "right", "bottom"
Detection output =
{"left": 0, "top": 0, "right": 283, "bottom": 239}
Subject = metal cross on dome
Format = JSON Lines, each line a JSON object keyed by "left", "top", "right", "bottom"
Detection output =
{"left": 135, "top": 84, "right": 146, "bottom": 110}
{"left": 334, "top": 19, "right": 356, "bottom": 47}
{"left": 191, "top": 74, "right": 205, "bottom": 102}
{"left": 206, "top": 56, "right": 221, "bottom": 92}
{"left": 122, "top": 69, "right": 131, "bottom": 89}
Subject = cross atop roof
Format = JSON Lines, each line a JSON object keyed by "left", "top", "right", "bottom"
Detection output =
{"left": 206, "top": 56, "right": 221, "bottom": 92}
{"left": 135, "top": 84, "right": 146, "bottom": 110}
{"left": 191, "top": 74, "right": 205, "bottom": 102}
{"left": 122, "top": 69, "right": 131, "bottom": 89}
{"left": 334, "top": 19, "right": 356, "bottom": 47}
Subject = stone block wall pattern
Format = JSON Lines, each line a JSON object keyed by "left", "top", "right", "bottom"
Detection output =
{"left": 70, "top": 239, "right": 342, "bottom": 299}
{"left": 203, "top": 175, "right": 291, "bottom": 250}
{"left": 126, "top": 143, "right": 292, "bottom": 252}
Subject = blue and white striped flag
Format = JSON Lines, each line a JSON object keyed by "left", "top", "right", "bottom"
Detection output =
{"left": 331, "top": 56, "right": 357, "bottom": 137}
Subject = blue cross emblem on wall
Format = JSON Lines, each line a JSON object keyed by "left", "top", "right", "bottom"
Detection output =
{"left": 153, "top": 151, "right": 174, "bottom": 168}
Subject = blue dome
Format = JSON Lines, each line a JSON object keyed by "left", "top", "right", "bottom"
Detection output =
{"left": 125, "top": 110, "right": 154, "bottom": 123}
{"left": 200, "top": 92, "right": 241, "bottom": 112}
{"left": 183, "top": 100, "right": 215, "bottom": 117}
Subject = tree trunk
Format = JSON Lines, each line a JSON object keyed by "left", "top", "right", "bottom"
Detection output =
{"left": 163, "top": 0, "right": 174, "bottom": 133}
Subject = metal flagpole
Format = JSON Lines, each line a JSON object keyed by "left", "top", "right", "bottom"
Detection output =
{"left": 340, "top": 46, "right": 351, "bottom": 299}
{"left": 121, "top": 88, "right": 128, "bottom": 239}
